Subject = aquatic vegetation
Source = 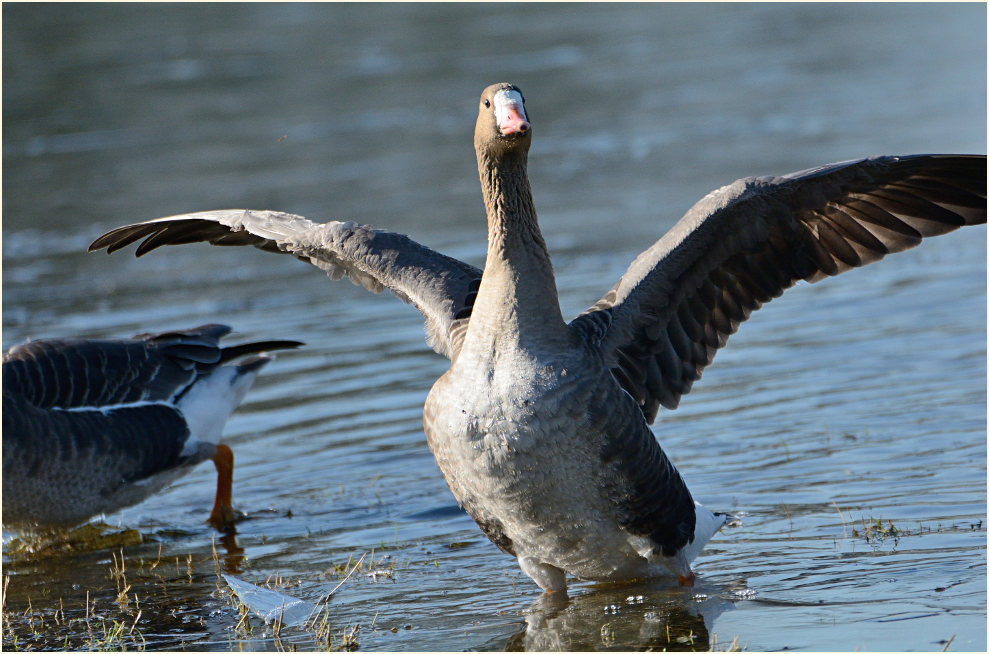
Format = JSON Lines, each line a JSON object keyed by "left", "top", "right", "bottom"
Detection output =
{"left": 709, "top": 633, "right": 744, "bottom": 651}
{"left": 214, "top": 544, "right": 369, "bottom": 650}
{"left": 854, "top": 517, "right": 901, "bottom": 545}
{"left": 2, "top": 573, "right": 148, "bottom": 652}
{"left": 829, "top": 508, "right": 986, "bottom": 556}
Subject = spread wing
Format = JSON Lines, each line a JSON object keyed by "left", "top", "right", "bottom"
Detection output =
{"left": 570, "top": 154, "right": 986, "bottom": 422}
{"left": 90, "top": 210, "right": 483, "bottom": 360}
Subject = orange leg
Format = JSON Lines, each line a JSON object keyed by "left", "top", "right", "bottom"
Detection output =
{"left": 208, "top": 444, "right": 237, "bottom": 529}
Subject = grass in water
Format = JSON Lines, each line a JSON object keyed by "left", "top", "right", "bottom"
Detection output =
{"left": 212, "top": 534, "right": 369, "bottom": 650}
{"left": 3, "top": 564, "right": 147, "bottom": 651}
{"left": 853, "top": 516, "right": 901, "bottom": 545}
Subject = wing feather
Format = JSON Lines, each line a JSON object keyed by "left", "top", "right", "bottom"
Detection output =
{"left": 571, "top": 154, "right": 986, "bottom": 422}
{"left": 91, "top": 210, "right": 483, "bottom": 360}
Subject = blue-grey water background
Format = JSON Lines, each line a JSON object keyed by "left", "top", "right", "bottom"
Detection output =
{"left": 2, "top": 3, "right": 986, "bottom": 651}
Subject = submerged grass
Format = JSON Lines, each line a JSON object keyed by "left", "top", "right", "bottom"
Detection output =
{"left": 854, "top": 516, "right": 901, "bottom": 545}
{"left": 212, "top": 534, "right": 371, "bottom": 651}
{"left": 831, "top": 502, "right": 985, "bottom": 551}
{"left": 2, "top": 576, "right": 148, "bottom": 651}
{"left": 3, "top": 535, "right": 234, "bottom": 651}
{"left": 709, "top": 633, "right": 744, "bottom": 651}
{"left": 5, "top": 526, "right": 462, "bottom": 651}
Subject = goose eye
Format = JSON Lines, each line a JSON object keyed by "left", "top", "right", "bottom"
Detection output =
{"left": 483, "top": 99, "right": 490, "bottom": 108}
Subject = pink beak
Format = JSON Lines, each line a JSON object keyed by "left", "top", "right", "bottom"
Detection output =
{"left": 498, "top": 103, "right": 530, "bottom": 135}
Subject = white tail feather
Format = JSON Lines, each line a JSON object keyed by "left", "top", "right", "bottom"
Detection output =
{"left": 178, "top": 356, "right": 271, "bottom": 454}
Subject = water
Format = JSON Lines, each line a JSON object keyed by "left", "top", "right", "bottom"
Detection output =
{"left": 2, "top": 3, "right": 985, "bottom": 651}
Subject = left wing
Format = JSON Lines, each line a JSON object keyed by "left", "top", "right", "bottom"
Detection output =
{"left": 570, "top": 154, "right": 986, "bottom": 422}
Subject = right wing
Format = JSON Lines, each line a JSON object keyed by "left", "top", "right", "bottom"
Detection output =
{"left": 90, "top": 210, "right": 483, "bottom": 360}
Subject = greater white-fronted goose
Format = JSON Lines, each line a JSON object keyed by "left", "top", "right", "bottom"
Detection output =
{"left": 89, "top": 83, "right": 986, "bottom": 592}
{"left": 2, "top": 324, "right": 301, "bottom": 532}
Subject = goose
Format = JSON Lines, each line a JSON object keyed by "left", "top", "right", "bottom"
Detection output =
{"left": 89, "top": 83, "right": 986, "bottom": 592}
{"left": 2, "top": 324, "right": 301, "bottom": 532}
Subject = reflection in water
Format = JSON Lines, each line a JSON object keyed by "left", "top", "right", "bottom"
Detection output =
{"left": 2, "top": 522, "right": 144, "bottom": 558}
{"left": 503, "top": 584, "right": 732, "bottom": 651}
{"left": 216, "top": 530, "right": 245, "bottom": 575}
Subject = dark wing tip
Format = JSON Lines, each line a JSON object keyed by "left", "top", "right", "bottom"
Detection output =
{"left": 89, "top": 219, "right": 242, "bottom": 257}
{"left": 88, "top": 224, "right": 160, "bottom": 255}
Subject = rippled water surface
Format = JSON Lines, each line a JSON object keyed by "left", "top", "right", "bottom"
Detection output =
{"left": 3, "top": 4, "right": 986, "bottom": 651}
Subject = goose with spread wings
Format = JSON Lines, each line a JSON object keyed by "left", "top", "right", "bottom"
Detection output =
{"left": 90, "top": 83, "right": 986, "bottom": 592}
{"left": 3, "top": 324, "right": 301, "bottom": 532}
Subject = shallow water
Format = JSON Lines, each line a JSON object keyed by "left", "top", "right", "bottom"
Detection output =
{"left": 2, "top": 3, "right": 986, "bottom": 651}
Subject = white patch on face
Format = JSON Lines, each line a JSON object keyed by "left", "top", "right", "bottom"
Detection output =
{"left": 493, "top": 88, "right": 527, "bottom": 124}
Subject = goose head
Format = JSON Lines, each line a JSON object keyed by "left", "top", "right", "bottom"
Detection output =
{"left": 475, "top": 82, "right": 531, "bottom": 162}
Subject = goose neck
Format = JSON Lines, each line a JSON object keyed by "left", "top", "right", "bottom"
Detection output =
{"left": 470, "top": 152, "right": 567, "bottom": 344}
